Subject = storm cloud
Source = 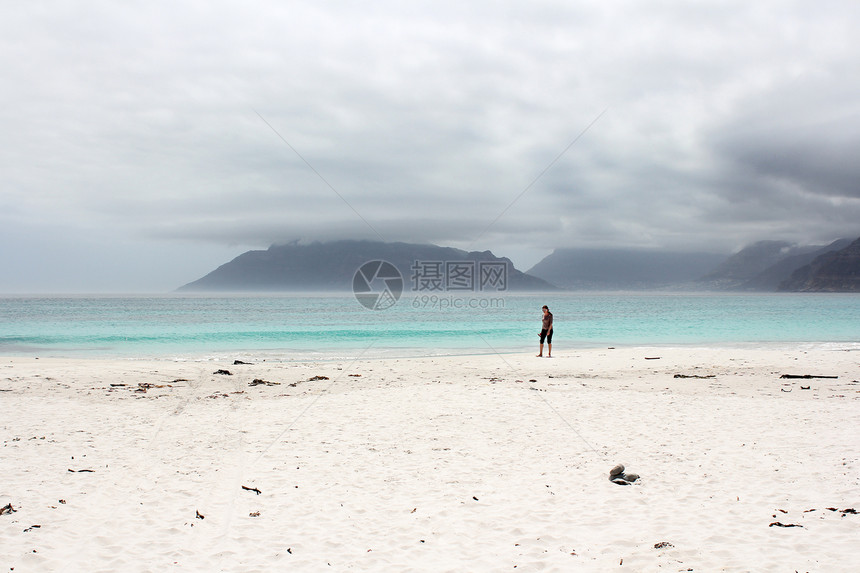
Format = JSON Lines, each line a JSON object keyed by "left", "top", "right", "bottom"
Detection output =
{"left": 2, "top": 0, "right": 858, "bottom": 291}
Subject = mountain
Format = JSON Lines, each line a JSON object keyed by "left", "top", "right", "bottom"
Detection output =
{"left": 697, "top": 241, "right": 814, "bottom": 289}
{"left": 778, "top": 237, "right": 860, "bottom": 292}
{"left": 698, "top": 239, "right": 854, "bottom": 290}
{"left": 526, "top": 248, "right": 727, "bottom": 290}
{"left": 739, "top": 239, "right": 853, "bottom": 290}
{"left": 177, "top": 240, "right": 557, "bottom": 292}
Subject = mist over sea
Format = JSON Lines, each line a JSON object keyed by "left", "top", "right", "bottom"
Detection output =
{"left": 1, "top": 292, "right": 859, "bottom": 360}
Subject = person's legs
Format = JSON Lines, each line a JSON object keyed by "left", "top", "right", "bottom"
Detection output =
{"left": 538, "top": 329, "right": 547, "bottom": 356}
{"left": 547, "top": 343, "right": 551, "bottom": 357}
{"left": 537, "top": 343, "right": 543, "bottom": 357}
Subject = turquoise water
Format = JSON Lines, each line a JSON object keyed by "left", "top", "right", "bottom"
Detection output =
{"left": 1, "top": 292, "right": 859, "bottom": 359}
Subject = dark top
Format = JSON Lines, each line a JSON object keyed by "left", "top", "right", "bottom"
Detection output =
{"left": 542, "top": 311, "right": 553, "bottom": 331}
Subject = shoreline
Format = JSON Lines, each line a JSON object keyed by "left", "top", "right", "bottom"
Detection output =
{"left": 4, "top": 337, "right": 860, "bottom": 363}
{"left": 2, "top": 347, "right": 858, "bottom": 571}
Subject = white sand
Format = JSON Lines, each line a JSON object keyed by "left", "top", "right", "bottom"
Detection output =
{"left": 2, "top": 347, "right": 859, "bottom": 572}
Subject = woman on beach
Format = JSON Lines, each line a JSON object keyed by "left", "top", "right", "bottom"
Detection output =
{"left": 538, "top": 305, "right": 553, "bottom": 357}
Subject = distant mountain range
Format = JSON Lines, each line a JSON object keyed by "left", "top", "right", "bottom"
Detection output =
{"left": 525, "top": 249, "right": 726, "bottom": 290}
{"left": 697, "top": 238, "right": 853, "bottom": 291}
{"left": 178, "top": 236, "right": 860, "bottom": 293}
{"left": 779, "top": 237, "right": 860, "bottom": 292}
{"left": 178, "top": 240, "right": 556, "bottom": 292}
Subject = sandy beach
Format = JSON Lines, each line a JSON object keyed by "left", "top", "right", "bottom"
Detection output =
{"left": 2, "top": 346, "right": 858, "bottom": 572}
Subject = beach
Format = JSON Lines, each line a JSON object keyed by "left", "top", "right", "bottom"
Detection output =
{"left": 2, "top": 347, "right": 858, "bottom": 572}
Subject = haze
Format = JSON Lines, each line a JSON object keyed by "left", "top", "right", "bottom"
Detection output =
{"left": 2, "top": 1, "right": 859, "bottom": 292}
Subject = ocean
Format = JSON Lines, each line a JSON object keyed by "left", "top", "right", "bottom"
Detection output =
{"left": 1, "top": 292, "right": 859, "bottom": 360}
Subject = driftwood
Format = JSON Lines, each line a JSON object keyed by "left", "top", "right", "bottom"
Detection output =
{"left": 780, "top": 374, "right": 838, "bottom": 379}
{"left": 673, "top": 374, "right": 716, "bottom": 379}
{"left": 242, "top": 485, "right": 262, "bottom": 495}
{"left": 806, "top": 507, "right": 857, "bottom": 514}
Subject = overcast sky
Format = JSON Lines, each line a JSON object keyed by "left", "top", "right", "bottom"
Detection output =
{"left": 2, "top": 0, "right": 859, "bottom": 292}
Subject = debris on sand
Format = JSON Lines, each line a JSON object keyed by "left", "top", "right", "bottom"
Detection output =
{"left": 135, "top": 382, "right": 173, "bottom": 393}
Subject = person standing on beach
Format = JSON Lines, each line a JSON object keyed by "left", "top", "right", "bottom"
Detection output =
{"left": 538, "top": 305, "right": 553, "bottom": 357}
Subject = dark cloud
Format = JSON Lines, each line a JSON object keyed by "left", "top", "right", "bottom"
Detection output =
{"left": 710, "top": 75, "right": 860, "bottom": 200}
{"left": 1, "top": 1, "right": 859, "bottom": 291}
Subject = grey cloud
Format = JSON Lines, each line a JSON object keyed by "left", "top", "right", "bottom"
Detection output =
{"left": 709, "top": 76, "right": 860, "bottom": 200}
{"left": 2, "top": 1, "right": 860, "bottom": 291}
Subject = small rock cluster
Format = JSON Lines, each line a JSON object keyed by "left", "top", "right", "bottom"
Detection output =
{"left": 609, "top": 464, "right": 639, "bottom": 485}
